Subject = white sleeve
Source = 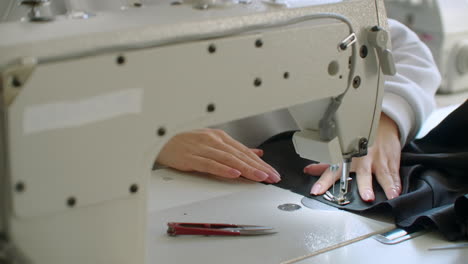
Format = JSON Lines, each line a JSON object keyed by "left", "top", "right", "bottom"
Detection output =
{"left": 382, "top": 19, "right": 441, "bottom": 146}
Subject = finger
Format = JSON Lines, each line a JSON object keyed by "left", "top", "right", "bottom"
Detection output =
{"left": 216, "top": 131, "right": 281, "bottom": 178}
{"left": 250, "top": 148, "right": 264, "bottom": 157}
{"left": 189, "top": 155, "right": 242, "bottom": 179}
{"left": 210, "top": 138, "right": 281, "bottom": 183}
{"left": 303, "top": 163, "right": 330, "bottom": 176}
{"left": 310, "top": 166, "right": 341, "bottom": 195}
{"left": 374, "top": 164, "right": 400, "bottom": 200}
{"left": 388, "top": 157, "right": 402, "bottom": 193}
{"left": 201, "top": 146, "right": 274, "bottom": 183}
{"left": 353, "top": 157, "right": 375, "bottom": 202}
{"left": 237, "top": 145, "right": 280, "bottom": 178}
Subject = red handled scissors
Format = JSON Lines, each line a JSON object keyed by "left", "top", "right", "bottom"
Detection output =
{"left": 167, "top": 222, "right": 277, "bottom": 236}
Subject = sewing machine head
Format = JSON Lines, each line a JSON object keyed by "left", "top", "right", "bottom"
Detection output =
{"left": 0, "top": 0, "right": 393, "bottom": 262}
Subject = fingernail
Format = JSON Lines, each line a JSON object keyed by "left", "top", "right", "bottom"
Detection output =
{"left": 269, "top": 173, "right": 281, "bottom": 183}
{"left": 303, "top": 165, "right": 313, "bottom": 174}
{"left": 269, "top": 167, "right": 280, "bottom": 177}
{"left": 254, "top": 170, "right": 269, "bottom": 181}
{"left": 229, "top": 169, "right": 242, "bottom": 178}
{"left": 310, "top": 183, "right": 322, "bottom": 195}
{"left": 389, "top": 188, "right": 399, "bottom": 199}
{"left": 263, "top": 178, "right": 274, "bottom": 184}
{"left": 362, "top": 190, "right": 375, "bottom": 202}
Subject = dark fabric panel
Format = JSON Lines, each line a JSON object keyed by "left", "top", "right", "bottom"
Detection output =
{"left": 259, "top": 101, "right": 468, "bottom": 241}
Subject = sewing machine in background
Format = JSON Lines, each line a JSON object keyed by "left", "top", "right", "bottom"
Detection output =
{"left": 1, "top": 0, "right": 394, "bottom": 263}
{"left": 385, "top": 0, "right": 468, "bottom": 94}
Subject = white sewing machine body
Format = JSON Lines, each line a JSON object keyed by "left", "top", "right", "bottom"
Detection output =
{"left": 385, "top": 0, "right": 468, "bottom": 94}
{"left": 0, "top": 0, "right": 393, "bottom": 263}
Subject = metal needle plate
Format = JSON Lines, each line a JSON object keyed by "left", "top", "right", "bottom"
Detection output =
{"left": 278, "top": 203, "right": 302, "bottom": 211}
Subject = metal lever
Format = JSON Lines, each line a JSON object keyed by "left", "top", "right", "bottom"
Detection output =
{"left": 373, "top": 226, "right": 428, "bottom": 245}
{"left": 368, "top": 26, "right": 396, "bottom": 76}
{"left": 428, "top": 243, "right": 468, "bottom": 251}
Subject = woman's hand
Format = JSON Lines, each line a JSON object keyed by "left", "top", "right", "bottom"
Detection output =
{"left": 304, "top": 113, "right": 402, "bottom": 201}
{"left": 156, "top": 128, "right": 281, "bottom": 183}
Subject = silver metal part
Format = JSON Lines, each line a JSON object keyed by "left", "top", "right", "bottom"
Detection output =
{"left": 321, "top": 160, "right": 352, "bottom": 206}
{"left": 322, "top": 191, "right": 351, "bottom": 205}
{"left": 278, "top": 203, "right": 302, "bottom": 211}
{"left": 339, "top": 159, "right": 350, "bottom": 196}
{"left": 373, "top": 227, "right": 428, "bottom": 245}
{"left": 428, "top": 243, "right": 468, "bottom": 251}
{"left": 330, "top": 164, "right": 340, "bottom": 172}
{"left": 237, "top": 226, "right": 277, "bottom": 236}
{"left": 322, "top": 190, "right": 351, "bottom": 205}
{"left": 330, "top": 164, "right": 339, "bottom": 194}
{"left": 339, "top": 33, "right": 357, "bottom": 51}
{"left": 335, "top": 159, "right": 352, "bottom": 205}
{"left": 323, "top": 191, "right": 336, "bottom": 202}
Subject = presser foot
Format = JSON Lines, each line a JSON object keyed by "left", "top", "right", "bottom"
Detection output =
{"left": 321, "top": 163, "right": 352, "bottom": 205}
{"left": 323, "top": 191, "right": 351, "bottom": 205}
{"left": 322, "top": 176, "right": 352, "bottom": 205}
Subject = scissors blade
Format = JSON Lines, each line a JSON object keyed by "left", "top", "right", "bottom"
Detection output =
{"left": 236, "top": 225, "right": 276, "bottom": 236}
{"left": 167, "top": 222, "right": 276, "bottom": 236}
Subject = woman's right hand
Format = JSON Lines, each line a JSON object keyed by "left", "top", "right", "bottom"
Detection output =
{"left": 156, "top": 128, "right": 281, "bottom": 183}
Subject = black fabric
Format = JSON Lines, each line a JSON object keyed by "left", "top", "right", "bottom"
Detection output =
{"left": 258, "top": 101, "right": 468, "bottom": 241}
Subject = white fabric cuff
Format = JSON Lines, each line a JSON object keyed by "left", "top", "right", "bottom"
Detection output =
{"left": 381, "top": 92, "right": 416, "bottom": 147}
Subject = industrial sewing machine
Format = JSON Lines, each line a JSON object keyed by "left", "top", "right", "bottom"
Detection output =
{"left": 0, "top": 0, "right": 398, "bottom": 263}
{"left": 385, "top": 0, "right": 468, "bottom": 94}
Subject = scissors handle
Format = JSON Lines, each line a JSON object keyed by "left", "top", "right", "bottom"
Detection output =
{"left": 167, "top": 222, "right": 241, "bottom": 236}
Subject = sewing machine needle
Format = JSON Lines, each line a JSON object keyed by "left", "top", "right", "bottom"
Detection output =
{"left": 330, "top": 159, "right": 351, "bottom": 205}
{"left": 339, "top": 159, "right": 351, "bottom": 196}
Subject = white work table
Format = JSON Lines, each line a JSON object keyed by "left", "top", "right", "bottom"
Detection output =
{"left": 297, "top": 231, "right": 467, "bottom": 264}
{"left": 147, "top": 168, "right": 467, "bottom": 264}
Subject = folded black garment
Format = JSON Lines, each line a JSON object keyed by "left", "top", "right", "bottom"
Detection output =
{"left": 258, "top": 101, "right": 468, "bottom": 241}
